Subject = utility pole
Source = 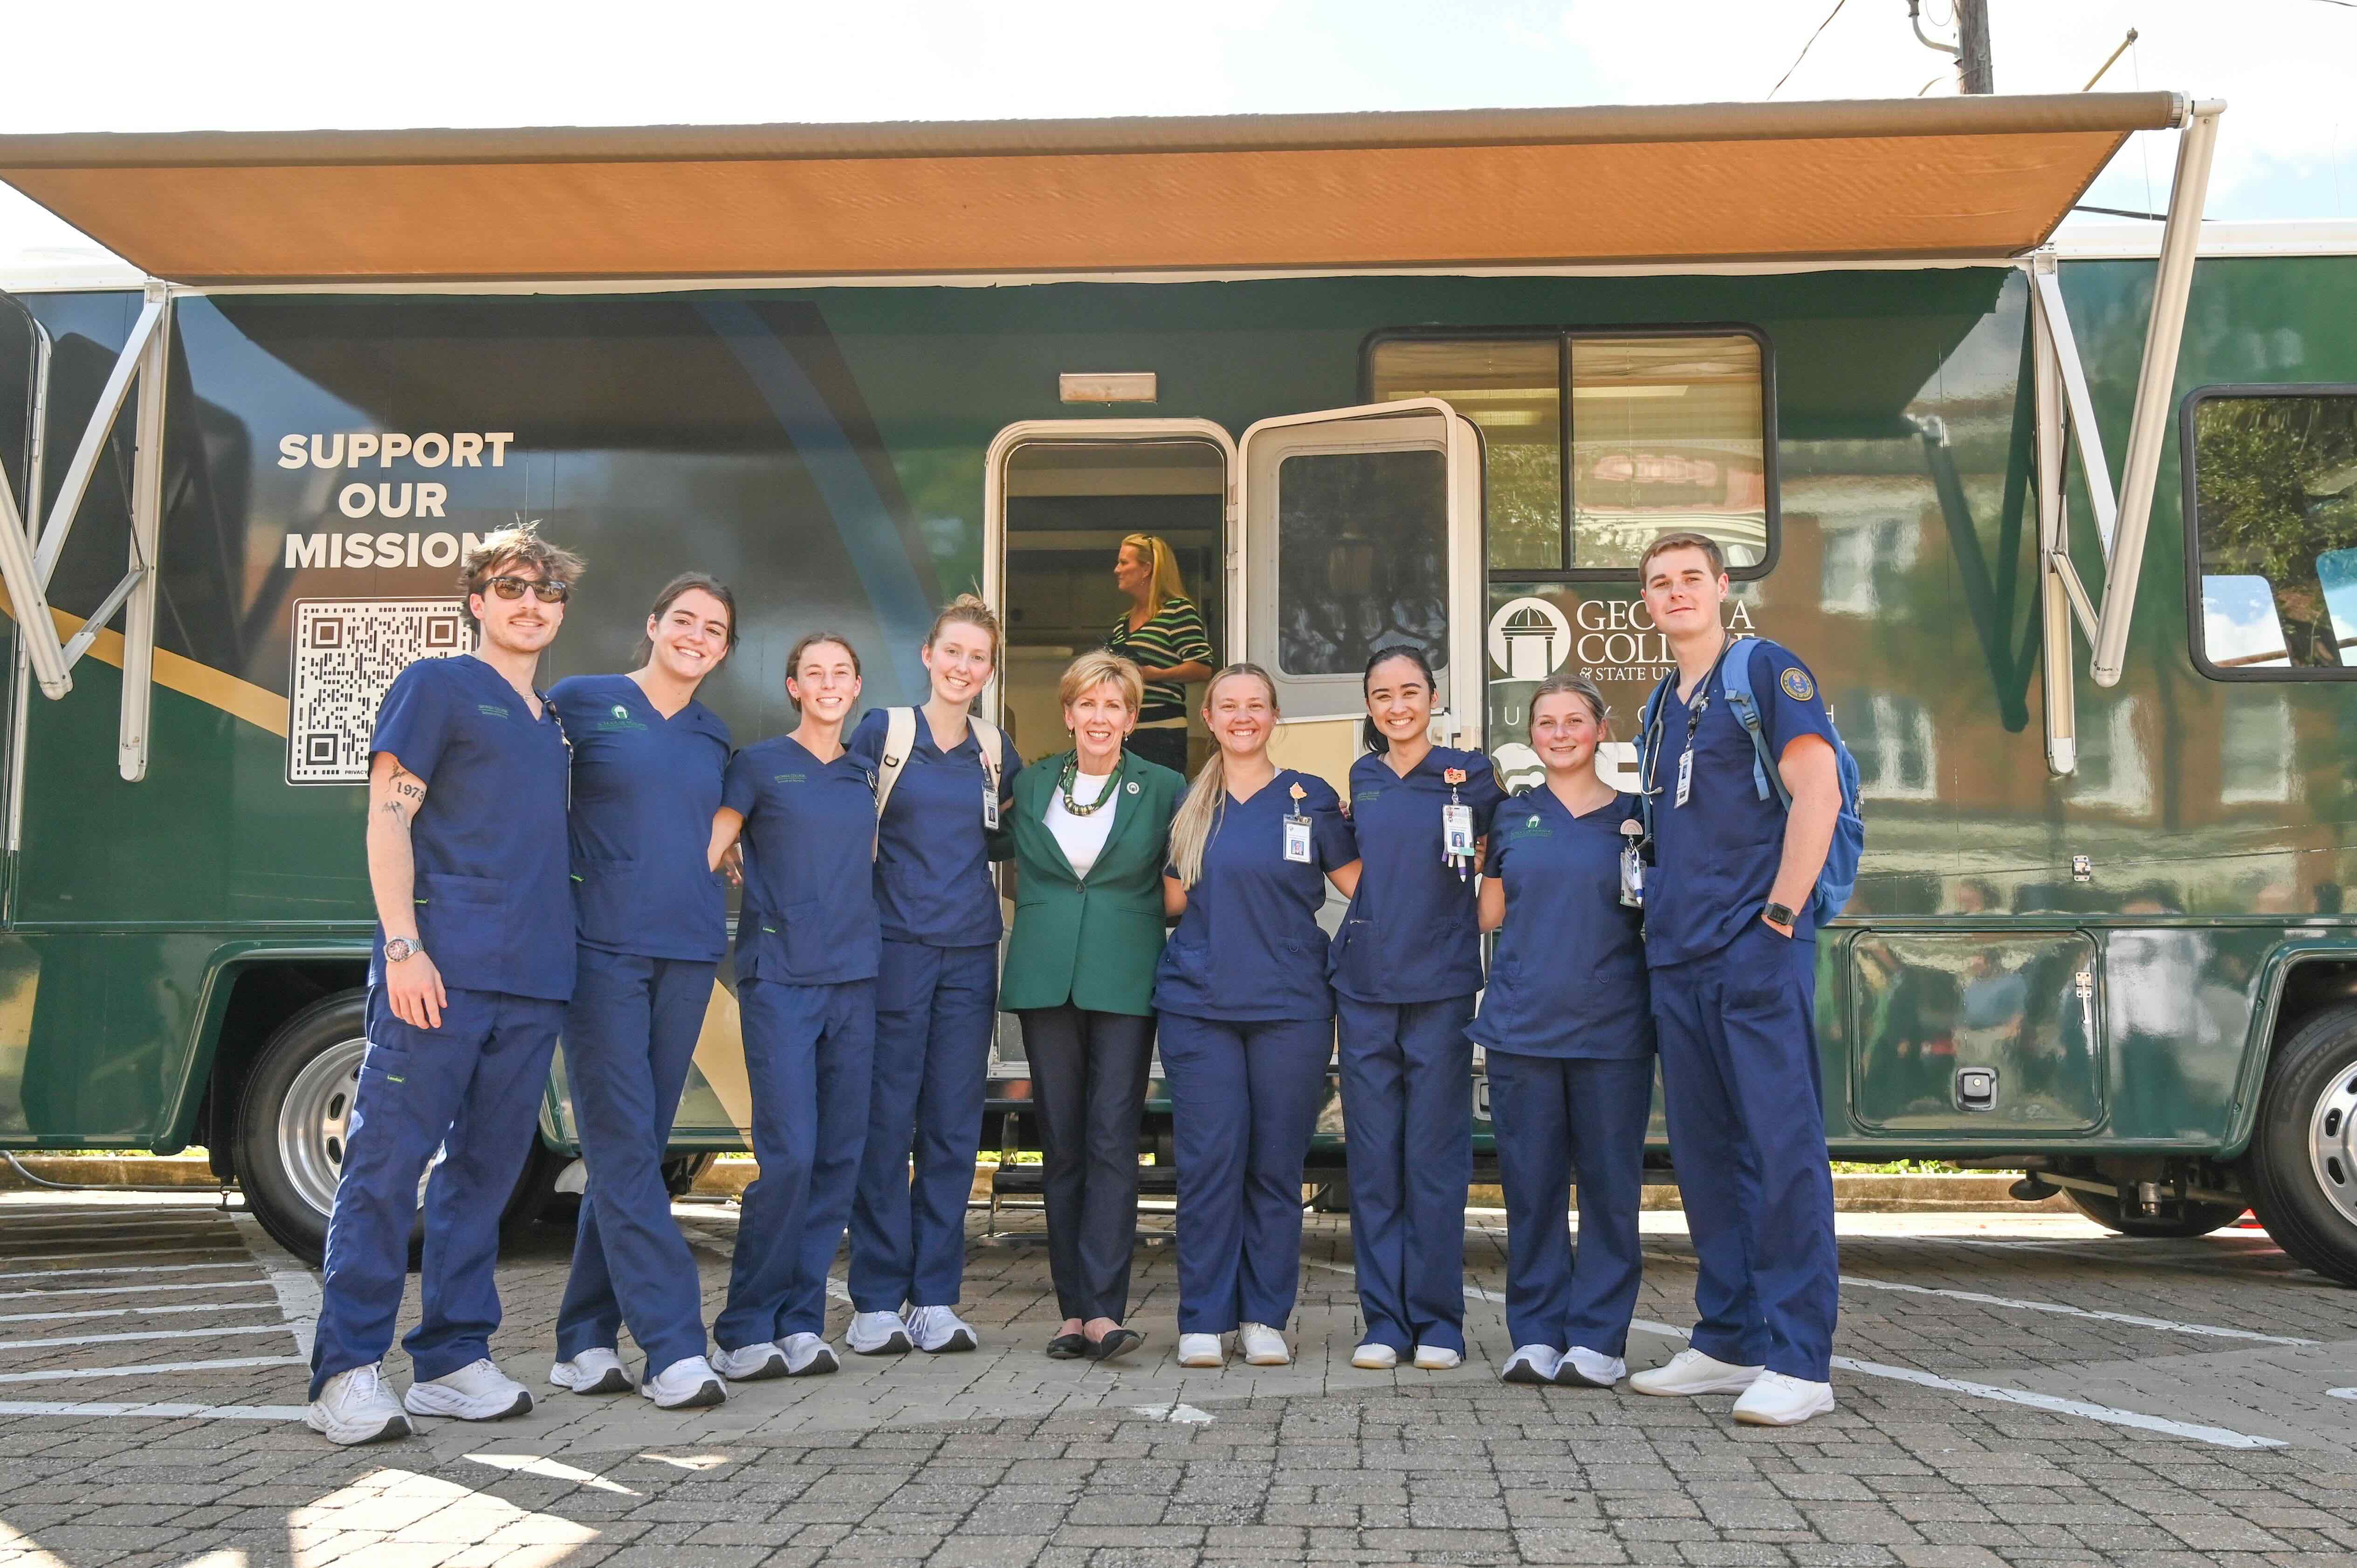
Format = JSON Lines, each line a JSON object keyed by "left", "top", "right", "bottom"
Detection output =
{"left": 1957, "top": 0, "right": 1994, "bottom": 94}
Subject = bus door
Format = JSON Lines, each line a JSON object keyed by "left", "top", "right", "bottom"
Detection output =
{"left": 1234, "top": 398, "right": 1485, "bottom": 795}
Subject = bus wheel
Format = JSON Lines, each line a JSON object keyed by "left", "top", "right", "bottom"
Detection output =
{"left": 2244, "top": 1002, "right": 2357, "bottom": 1287}
{"left": 2060, "top": 1186, "right": 2244, "bottom": 1239}
{"left": 236, "top": 992, "right": 387, "bottom": 1266}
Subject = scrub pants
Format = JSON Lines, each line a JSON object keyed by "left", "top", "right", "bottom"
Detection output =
{"left": 1019, "top": 1005, "right": 1156, "bottom": 1323}
{"left": 1650, "top": 921, "right": 1839, "bottom": 1382}
{"left": 850, "top": 940, "right": 997, "bottom": 1314}
{"left": 1335, "top": 995, "right": 1474, "bottom": 1354}
{"left": 309, "top": 986, "right": 563, "bottom": 1399}
{"left": 554, "top": 951, "right": 716, "bottom": 1376}
{"left": 1158, "top": 1013, "right": 1333, "bottom": 1335}
{"left": 1484, "top": 1049, "right": 1652, "bottom": 1356}
{"left": 715, "top": 978, "right": 876, "bottom": 1348}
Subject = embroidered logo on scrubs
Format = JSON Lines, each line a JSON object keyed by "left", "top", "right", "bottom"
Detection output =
{"left": 1780, "top": 667, "right": 1815, "bottom": 702}
{"left": 773, "top": 773, "right": 807, "bottom": 785}
{"left": 476, "top": 704, "right": 509, "bottom": 718}
{"left": 611, "top": 703, "right": 629, "bottom": 720}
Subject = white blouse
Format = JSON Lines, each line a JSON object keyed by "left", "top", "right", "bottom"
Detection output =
{"left": 1043, "top": 767, "right": 1120, "bottom": 881}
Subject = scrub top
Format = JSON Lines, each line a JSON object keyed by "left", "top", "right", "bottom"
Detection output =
{"left": 1154, "top": 770, "right": 1357, "bottom": 1023}
{"left": 1469, "top": 788, "right": 1652, "bottom": 1060}
{"left": 1332, "top": 746, "right": 1507, "bottom": 1005}
{"left": 847, "top": 708, "right": 1025, "bottom": 950}
{"left": 1643, "top": 637, "right": 1838, "bottom": 967}
{"left": 369, "top": 653, "right": 574, "bottom": 1001}
{"left": 551, "top": 674, "right": 732, "bottom": 963}
{"left": 722, "top": 736, "right": 882, "bottom": 986}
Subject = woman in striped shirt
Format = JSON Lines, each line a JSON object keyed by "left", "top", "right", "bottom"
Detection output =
{"left": 1107, "top": 534, "right": 1215, "bottom": 777}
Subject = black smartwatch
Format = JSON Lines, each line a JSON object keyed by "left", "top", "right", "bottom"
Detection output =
{"left": 1762, "top": 902, "right": 1797, "bottom": 930}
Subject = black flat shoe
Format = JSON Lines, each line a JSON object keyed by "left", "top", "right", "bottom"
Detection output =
{"left": 1087, "top": 1328, "right": 1143, "bottom": 1363}
{"left": 1046, "top": 1333, "right": 1089, "bottom": 1360}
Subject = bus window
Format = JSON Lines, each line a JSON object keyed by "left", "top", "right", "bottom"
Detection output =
{"left": 1369, "top": 328, "right": 1772, "bottom": 578}
{"left": 2187, "top": 389, "right": 2357, "bottom": 677}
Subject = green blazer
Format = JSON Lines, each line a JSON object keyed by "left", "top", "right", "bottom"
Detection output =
{"left": 999, "top": 751, "right": 1186, "bottom": 1017}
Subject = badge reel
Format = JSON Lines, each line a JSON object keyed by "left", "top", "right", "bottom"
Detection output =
{"left": 1441, "top": 766, "right": 1475, "bottom": 882}
{"left": 1284, "top": 781, "right": 1313, "bottom": 864}
{"left": 1618, "top": 817, "right": 1646, "bottom": 909}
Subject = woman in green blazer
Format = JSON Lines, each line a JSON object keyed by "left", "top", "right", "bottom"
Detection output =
{"left": 1002, "top": 651, "right": 1185, "bottom": 1363}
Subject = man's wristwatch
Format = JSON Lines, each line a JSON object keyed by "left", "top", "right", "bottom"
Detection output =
{"left": 1762, "top": 902, "right": 1797, "bottom": 930}
{"left": 383, "top": 937, "right": 422, "bottom": 964}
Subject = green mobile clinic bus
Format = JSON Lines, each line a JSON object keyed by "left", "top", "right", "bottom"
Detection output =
{"left": 4, "top": 93, "right": 2355, "bottom": 1285}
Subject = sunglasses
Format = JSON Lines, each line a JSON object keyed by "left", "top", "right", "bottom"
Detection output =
{"left": 476, "top": 575, "right": 572, "bottom": 604}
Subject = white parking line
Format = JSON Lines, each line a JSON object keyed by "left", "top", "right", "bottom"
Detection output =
{"left": 0, "top": 1244, "right": 242, "bottom": 1265}
{"left": 0, "top": 1261, "right": 251, "bottom": 1284}
{"left": 0, "top": 1302, "right": 287, "bottom": 1327}
{"left": 1835, "top": 1272, "right": 2318, "bottom": 1345}
{"left": 0, "top": 1355, "right": 306, "bottom": 1385}
{"left": 0, "top": 1280, "right": 273, "bottom": 1302}
{"left": 0, "top": 1322, "right": 295, "bottom": 1352}
{"left": 0, "top": 1398, "right": 307, "bottom": 1421}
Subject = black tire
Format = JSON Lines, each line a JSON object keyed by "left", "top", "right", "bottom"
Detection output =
{"left": 232, "top": 989, "right": 557, "bottom": 1268}
{"left": 2243, "top": 1002, "right": 2357, "bottom": 1286}
{"left": 2061, "top": 1186, "right": 2245, "bottom": 1239}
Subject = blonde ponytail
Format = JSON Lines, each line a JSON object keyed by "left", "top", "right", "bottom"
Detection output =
{"left": 1168, "top": 663, "right": 1278, "bottom": 888}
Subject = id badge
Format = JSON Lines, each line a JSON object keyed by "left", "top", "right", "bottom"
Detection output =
{"left": 1442, "top": 803, "right": 1475, "bottom": 859}
{"left": 1619, "top": 842, "right": 1645, "bottom": 909}
{"left": 1284, "top": 814, "right": 1313, "bottom": 864}
{"left": 982, "top": 784, "right": 1000, "bottom": 831}
{"left": 1675, "top": 747, "right": 1693, "bottom": 808}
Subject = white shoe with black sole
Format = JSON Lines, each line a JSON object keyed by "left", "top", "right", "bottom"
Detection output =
{"left": 781, "top": 1333, "right": 838, "bottom": 1376}
{"left": 712, "top": 1342, "right": 788, "bottom": 1382}
{"left": 847, "top": 1310, "right": 914, "bottom": 1356}
{"left": 402, "top": 1359, "right": 533, "bottom": 1422}
{"left": 306, "top": 1364, "right": 412, "bottom": 1445}
{"left": 548, "top": 1347, "right": 632, "bottom": 1396}
{"left": 1553, "top": 1346, "right": 1626, "bottom": 1389}
{"left": 1500, "top": 1345, "right": 1560, "bottom": 1385}
{"left": 641, "top": 1355, "right": 727, "bottom": 1410}
{"left": 907, "top": 1305, "right": 978, "bottom": 1353}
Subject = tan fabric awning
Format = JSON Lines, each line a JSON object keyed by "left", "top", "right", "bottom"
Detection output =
{"left": 0, "top": 94, "right": 2185, "bottom": 285}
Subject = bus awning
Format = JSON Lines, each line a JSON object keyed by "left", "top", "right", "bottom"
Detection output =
{"left": 0, "top": 93, "right": 2186, "bottom": 285}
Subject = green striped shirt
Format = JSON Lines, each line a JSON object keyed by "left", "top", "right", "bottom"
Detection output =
{"left": 1107, "top": 597, "right": 1214, "bottom": 724}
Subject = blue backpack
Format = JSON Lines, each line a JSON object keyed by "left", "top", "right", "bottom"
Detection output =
{"left": 1636, "top": 637, "right": 1865, "bottom": 929}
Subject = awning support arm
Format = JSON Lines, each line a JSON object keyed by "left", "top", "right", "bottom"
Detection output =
{"left": 33, "top": 293, "right": 164, "bottom": 584}
{"left": 0, "top": 465, "right": 68, "bottom": 698}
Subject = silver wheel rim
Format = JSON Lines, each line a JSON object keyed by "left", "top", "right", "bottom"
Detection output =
{"left": 2308, "top": 1063, "right": 2357, "bottom": 1231}
{"left": 275, "top": 1034, "right": 441, "bottom": 1220}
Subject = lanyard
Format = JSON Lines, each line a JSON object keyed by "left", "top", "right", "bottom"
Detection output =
{"left": 1647, "top": 634, "right": 1736, "bottom": 801}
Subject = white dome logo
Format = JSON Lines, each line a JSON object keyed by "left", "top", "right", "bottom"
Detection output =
{"left": 1486, "top": 597, "right": 1572, "bottom": 681}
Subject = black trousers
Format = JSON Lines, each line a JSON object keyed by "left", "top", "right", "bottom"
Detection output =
{"left": 1127, "top": 727, "right": 1190, "bottom": 777}
{"left": 1019, "top": 1005, "right": 1155, "bottom": 1322}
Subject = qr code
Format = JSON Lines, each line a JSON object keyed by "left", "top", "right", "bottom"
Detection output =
{"left": 288, "top": 599, "right": 475, "bottom": 785}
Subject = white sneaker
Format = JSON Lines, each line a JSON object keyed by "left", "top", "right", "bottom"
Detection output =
{"left": 1629, "top": 1348, "right": 1764, "bottom": 1398}
{"left": 305, "top": 1363, "right": 411, "bottom": 1445}
{"left": 1553, "top": 1345, "right": 1627, "bottom": 1388}
{"left": 780, "top": 1332, "right": 838, "bottom": 1376}
{"left": 848, "top": 1309, "right": 914, "bottom": 1355}
{"left": 1238, "top": 1322, "right": 1290, "bottom": 1366}
{"left": 548, "top": 1347, "right": 631, "bottom": 1396}
{"left": 1732, "top": 1370, "right": 1836, "bottom": 1426}
{"left": 641, "top": 1355, "right": 726, "bottom": 1410}
{"left": 1176, "top": 1332, "right": 1225, "bottom": 1368}
{"left": 712, "top": 1342, "right": 787, "bottom": 1382}
{"left": 1412, "top": 1344, "right": 1463, "bottom": 1370}
{"left": 1500, "top": 1345, "right": 1560, "bottom": 1385}
{"left": 907, "top": 1304, "right": 978, "bottom": 1353}
{"left": 401, "top": 1358, "right": 532, "bottom": 1422}
{"left": 1350, "top": 1342, "right": 1398, "bottom": 1369}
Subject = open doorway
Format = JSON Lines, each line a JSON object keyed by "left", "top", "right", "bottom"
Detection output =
{"left": 990, "top": 429, "right": 1230, "bottom": 773}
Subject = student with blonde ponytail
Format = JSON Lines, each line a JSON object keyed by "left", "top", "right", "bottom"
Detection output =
{"left": 845, "top": 595, "right": 1024, "bottom": 1357}
{"left": 1155, "top": 665, "right": 1360, "bottom": 1369}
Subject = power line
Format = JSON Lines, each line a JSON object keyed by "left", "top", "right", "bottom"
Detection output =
{"left": 1767, "top": 0, "right": 1851, "bottom": 100}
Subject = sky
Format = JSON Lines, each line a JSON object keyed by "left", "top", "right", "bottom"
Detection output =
{"left": 1, "top": 0, "right": 2350, "bottom": 269}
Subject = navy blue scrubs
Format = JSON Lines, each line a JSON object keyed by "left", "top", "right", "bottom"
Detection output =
{"left": 548, "top": 674, "right": 731, "bottom": 1377}
{"left": 1331, "top": 746, "right": 1504, "bottom": 1355}
{"left": 1645, "top": 637, "right": 1840, "bottom": 1382}
{"left": 311, "top": 654, "right": 574, "bottom": 1399}
{"left": 844, "top": 709, "right": 1022, "bottom": 1316}
{"left": 1471, "top": 787, "right": 1654, "bottom": 1359}
{"left": 711, "top": 736, "right": 883, "bottom": 1349}
{"left": 1155, "top": 770, "right": 1356, "bottom": 1335}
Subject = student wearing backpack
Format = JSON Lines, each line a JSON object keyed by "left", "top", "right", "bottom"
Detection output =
{"left": 845, "top": 596, "right": 1024, "bottom": 1356}
{"left": 1627, "top": 531, "right": 1855, "bottom": 1428}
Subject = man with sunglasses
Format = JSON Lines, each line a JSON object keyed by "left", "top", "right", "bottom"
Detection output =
{"left": 307, "top": 527, "right": 588, "bottom": 1445}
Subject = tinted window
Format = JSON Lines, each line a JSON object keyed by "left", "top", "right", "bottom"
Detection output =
{"left": 1273, "top": 448, "right": 1448, "bottom": 677}
{"left": 1369, "top": 338, "right": 1561, "bottom": 571}
{"left": 2190, "top": 392, "right": 2357, "bottom": 676}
